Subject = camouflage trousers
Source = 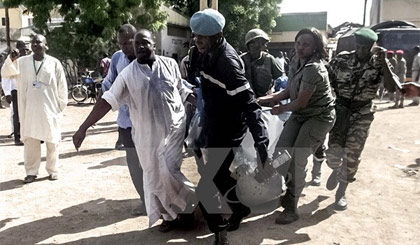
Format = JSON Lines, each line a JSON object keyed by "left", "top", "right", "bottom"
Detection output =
{"left": 326, "top": 111, "right": 374, "bottom": 183}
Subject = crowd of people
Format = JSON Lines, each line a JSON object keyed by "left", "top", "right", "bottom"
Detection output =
{"left": 1, "top": 7, "right": 419, "bottom": 245}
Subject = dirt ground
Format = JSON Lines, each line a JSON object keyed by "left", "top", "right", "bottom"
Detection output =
{"left": 0, "top": 98, "right": 419, "bottom": 245}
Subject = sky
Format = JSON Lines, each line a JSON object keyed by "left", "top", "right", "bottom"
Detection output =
{"left": 279, "top": 0, "right": 372, "bottom": 27}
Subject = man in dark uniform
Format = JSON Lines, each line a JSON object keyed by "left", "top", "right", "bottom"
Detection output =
{"left": 189, "top": 9, "right": 270, "bottom": 245}
{"left": 325, "top": 28, "right": 399, "bottom": 210}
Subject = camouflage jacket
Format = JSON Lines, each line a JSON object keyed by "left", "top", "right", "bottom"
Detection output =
{"left": 329, "top": 51, "right": 383, "bottom": 113}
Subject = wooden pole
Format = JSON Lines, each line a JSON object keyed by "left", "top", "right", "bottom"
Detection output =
{"left": 363, "top": 0, "right": 367, "bottom": 26}
{"left": 200, "top": 0, "right": 218, "bottom": 11}
{"left": 5, "top": 7, "right": 11, "bottom": 52}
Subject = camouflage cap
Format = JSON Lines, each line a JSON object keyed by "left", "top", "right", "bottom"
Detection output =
{"left": 354, "top": 27, "right": 378, "bottom": 44}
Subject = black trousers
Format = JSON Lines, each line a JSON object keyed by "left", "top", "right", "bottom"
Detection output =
{"left": 11, "top": 90, "right": 20, "bottom": 142}
{"left": 196, "top": 146, "right": 250, "bottom": 233}
{"left": 120, "top": 127, "right": 144, "bottom": 204}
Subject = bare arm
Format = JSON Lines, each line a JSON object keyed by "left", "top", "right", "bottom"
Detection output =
{"left": 257, "top": 87, "right": 290, "bottom": 105}
{"left": 271, "top": 88, "right": 313, "bottom": 115}
{"left": 72, "top": 98, "right": 112, "bottom": 150}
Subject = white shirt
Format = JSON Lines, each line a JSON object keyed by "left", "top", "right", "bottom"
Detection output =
{"left": 411, "top": 53, "right": 420, "bottom": 82}
{"left": 1, "top": 77, "right": 17, "bottom": 96}
{"left": 1, "top": 55, "right": 19, "bottom": 95}
{"left": 4, "top": 54, "right": 68, "bottom": 143}
{"left": 102, "top": 55, "right": 194, "bottom": 226}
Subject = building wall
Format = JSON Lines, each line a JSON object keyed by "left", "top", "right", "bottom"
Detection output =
{"left": 270, "top": 30, "right": 328, "bottom": 43}
{"left": 268, "top": 12, "right": 328, "bottom": 58}
{"left": 370, "top": 0, "right": 420, "bottom": 27}
{"left": 155, "top": 24, "right": 190, "bottom": 63}
{"left": 0, "top": 6, "right": 33, "bottom": 45}
{"left": 0, "top": 8, "right": 23, "bottom": 29}
{"left": 0, "top": 6, "right": 33, "bottom": 29}
{"left": 155, "top": 6, "right": 191, "bottom": 63}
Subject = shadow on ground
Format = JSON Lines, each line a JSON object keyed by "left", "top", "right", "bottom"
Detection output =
{"left": 36, "top": 195, "right": 336, "bottom": 245}
{"left": 88, "top": 156, "right": 127, "bottom": 169}
{"left": 0, "top": 198, "right": 140, "bottom": 245}
{"left": 61, "top": 125, "right": 118, "bottom": 142}
{"left": 15, "top": 148, "right": 115, "bottom": 166}
{"left": 66, "top": 102, "right": 96, "bottom": 107}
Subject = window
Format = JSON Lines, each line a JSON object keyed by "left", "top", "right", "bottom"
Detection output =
{"left": 2, "top": 18, "right": 5, "bottom": 26}
{"left": 167, "top": 25, "right": 188, "bottom": 38}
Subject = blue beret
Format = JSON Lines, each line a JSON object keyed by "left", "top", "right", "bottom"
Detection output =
{"left": 190, "top": 9, "right": 225, "bottom": 36}
{"left": 354, "top": 27, "right": 378, "bottom": 44}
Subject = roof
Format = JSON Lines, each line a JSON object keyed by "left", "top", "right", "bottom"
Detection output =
{"left": 371, "top": 20, "right": 417, "bottom": 31}
{"left": 162, "top": 5, "right": 190, "bottom": 27}
{"left": 273, "top": 12, "right": 328, "bottom": 32}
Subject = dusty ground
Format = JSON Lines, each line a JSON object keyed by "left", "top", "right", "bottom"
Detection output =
{"left": 0, "top": 98, "right": 419, "bottom": 245}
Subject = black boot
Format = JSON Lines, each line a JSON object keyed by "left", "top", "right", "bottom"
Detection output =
{"left": 226, "top": 207, "right": 250, "bottom": 231}
{"left": 275, "top": 208, "right": 299, "bottom": 225}
{"left": 276, "top": 192, "right": 299, "bottom": 225}
{"left": 335, "top": 182, "right": 348, "bottom": 211}
{"left": 214, "top": 230, "right": 229, "bottom": 245}
{"left": 326, "top": 169, "right": 339, "bottom": 190}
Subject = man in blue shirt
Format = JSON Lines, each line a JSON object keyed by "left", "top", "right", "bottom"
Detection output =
{"left": 102, "top": 24, "right": 145, "bottom": 215}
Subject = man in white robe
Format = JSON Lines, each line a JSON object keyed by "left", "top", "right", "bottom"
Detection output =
{"left": 73, "top": 29, "right": 195, "bottom": 229}
{"left": 4, "top": 34, "right": 68, "bottom": 183}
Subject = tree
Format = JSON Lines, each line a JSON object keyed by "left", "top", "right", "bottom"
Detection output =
{"left": 166, "top": 0, "right": 282, "bottom": 51}
{"left": 3, "top": 0, "right": 168, "bottom": 84}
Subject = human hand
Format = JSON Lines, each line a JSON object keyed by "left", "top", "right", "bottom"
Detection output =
{"left": 271, "top": 104, "right": 284, "bottom": 115}
{"left": 254, "top": 161, "right": 276, "bottom": 183}
{"left": 10, "top": 49, "right": 20, "bottom": 61}
{"left": 5, "top": 95, "right": 12, "bottom": 104}
{"left": 186, "top": 93, "right": 197, "bottom": 106}
{"left": 256, "top": 95, "right": 274, "bottom": 105}
{"left": 72, "top": 128, "right": 87, "bottom": 151}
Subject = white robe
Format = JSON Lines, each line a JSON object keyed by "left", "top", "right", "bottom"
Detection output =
{"left": 102, "top": 55, "right": 194, "bottom": 226}
{"left": 7, "top": 54, "right": 68, "bottom": 143}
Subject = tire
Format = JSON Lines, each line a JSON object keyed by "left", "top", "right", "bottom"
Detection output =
{"left": 71, "top": 85, "right": 88, "bottom": 103}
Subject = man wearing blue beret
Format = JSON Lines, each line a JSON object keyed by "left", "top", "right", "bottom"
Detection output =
{"left": 189, "top": 8, "right": 270, "bottom": 245}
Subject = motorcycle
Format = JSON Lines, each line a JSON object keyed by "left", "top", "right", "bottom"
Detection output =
{"left": 71, "top": 70, "right": 102, "bottom": 103}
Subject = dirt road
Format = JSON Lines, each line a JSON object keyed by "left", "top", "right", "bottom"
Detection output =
{"left": 1, "top": 99, "right": 419, "bottom": 245}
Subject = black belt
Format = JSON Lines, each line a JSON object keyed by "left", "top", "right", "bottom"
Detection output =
{"left": 336, "top": 97, "right": 371, "bottom": 109}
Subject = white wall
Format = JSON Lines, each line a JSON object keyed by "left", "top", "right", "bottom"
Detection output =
{"left": 270, "top": 30, "right": 328, "bottom": 43}
{"left": 155, "top": 26, "right": 190, "bottom": 62}
{"left": 371, "top": 0, "right": 420, "bottom": 26}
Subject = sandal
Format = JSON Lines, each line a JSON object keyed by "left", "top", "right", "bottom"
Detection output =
{"left": 23, "top": 175, "right": 37, "bottom": 183}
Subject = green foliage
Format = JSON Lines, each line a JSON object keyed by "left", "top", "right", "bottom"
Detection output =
{"left": 166, "top": 0, "right": 282, "bottom": 51}
{"left": 3, "top": 0, "right": 282, "bottom": 82}
{"left": 220, "top": 0, "right": 281, "bottom": 51}
{"left": 4, "top": 0, "right": 168, "bottom": 84}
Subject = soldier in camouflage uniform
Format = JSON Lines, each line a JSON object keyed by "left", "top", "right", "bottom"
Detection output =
{"left": 325, "top": 28, "right": 391, "bottom": 210}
